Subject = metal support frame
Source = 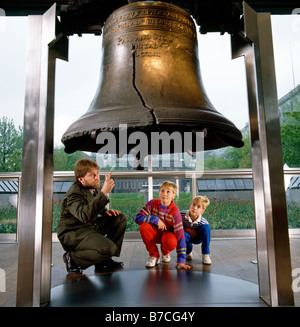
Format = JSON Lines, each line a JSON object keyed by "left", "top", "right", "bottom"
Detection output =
{"left": 15, "top": 1, "right": 295, "bottom": 307}
{"left": 16, "top": 4, "right": 68, "bottom": 306}
{"left": 231, "top": 2, "right": 294, "bottom": 306}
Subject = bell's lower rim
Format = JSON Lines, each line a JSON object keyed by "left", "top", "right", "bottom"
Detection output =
{"left": 61, "top": 104, "right": 243, "bottom": 141}
{"left": 61, "top": 122, "right": 244, "bottom": 154}
{"left": 61, "top": 126, "right": 244, "bottom": 155}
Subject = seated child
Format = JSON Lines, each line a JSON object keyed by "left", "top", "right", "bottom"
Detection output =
{"left": 135, "top": 181, "right": 190, "bottom": 270}
{"left": 181, "top": 196, "right": 212, "bottom": 265}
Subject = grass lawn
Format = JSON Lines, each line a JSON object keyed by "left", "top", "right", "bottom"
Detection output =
{"left": 1, "top": 193, "right": 299, "bottom": 233}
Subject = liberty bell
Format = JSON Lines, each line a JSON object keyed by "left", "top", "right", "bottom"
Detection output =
{"left": 61, "top": 1, "right": 244, "bottom": 155}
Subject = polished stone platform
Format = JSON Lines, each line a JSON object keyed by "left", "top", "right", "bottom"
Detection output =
{"left": 49, "top": 269, "right": 266, "bottom": 307}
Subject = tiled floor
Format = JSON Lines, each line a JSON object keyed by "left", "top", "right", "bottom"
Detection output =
{"left": 1, "top": 234, "right": 300, "bottom": 307}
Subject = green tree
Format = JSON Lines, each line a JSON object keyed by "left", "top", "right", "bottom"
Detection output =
{"left": 53, "top": 147, "right": 86, "bottom": 171}
{"left": 281, "top": 109, "right": 300, "bottom": 167}
{"left": 238, "top": 132, "right": 251, "bottom": 168}
{"left": 204, "top": 132, "right": 251, "bottom": 169}
{"left": 0, "top": 117, "right": 23, "bottom": 172}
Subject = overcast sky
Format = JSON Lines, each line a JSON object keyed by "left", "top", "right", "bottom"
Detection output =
{"left": 0, "top": 13, "right": 299, "bottom": 147}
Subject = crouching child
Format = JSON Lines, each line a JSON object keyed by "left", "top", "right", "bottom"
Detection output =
{"left": 181, "top": 196, "right": 212, "bottom": 264}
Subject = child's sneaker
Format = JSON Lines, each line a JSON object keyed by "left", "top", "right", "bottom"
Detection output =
{"left": 145, "top": 256, "right": 160, "bottom": 268}
{"left": 202, "top": 254, "right": 212, "bottom": 265}
{"left": 186, "top": 252, "right": 193, "bottom": 260}
{"left": 162, "top": 254, "right": 171, "bottom": 263}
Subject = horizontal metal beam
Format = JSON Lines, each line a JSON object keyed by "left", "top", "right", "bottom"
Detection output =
{"left": 1, "top": 1, "right": 298, "bottom": 16}
{"left": 0, "top": 0, "right": 299, "bottom": 16}
{"left": 1, "top": 168, "right": 300, "bottom": 181}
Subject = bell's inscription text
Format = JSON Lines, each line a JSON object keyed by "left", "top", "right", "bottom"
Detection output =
{"left": 117, "top": 33, "right": 178, "bottom": 58}
{"left": 104, "top": 7, "right": 196, "bottom": 41}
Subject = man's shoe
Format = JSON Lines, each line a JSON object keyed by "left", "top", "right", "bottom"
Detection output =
{"left": 145, "top": 256, "right": 160, "bottom": 268}
{"left": 63, "top": 252, "right": 82, "bottom": 274}
{"left": 202, "top": 254, "right": 212, "bottom": 265}
{"left": 95, "top": 258, "right": 124, "bottom": 272}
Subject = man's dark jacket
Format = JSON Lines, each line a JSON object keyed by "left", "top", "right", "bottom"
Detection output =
{"left": 57, "top": 181, "right": 109, "bottom": 252}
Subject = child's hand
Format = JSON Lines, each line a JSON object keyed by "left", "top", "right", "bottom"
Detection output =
{"left": 157, "top": 219, "right": 167, "bottom": 230}
{"left": 175, "top": 263, "right": 191, "bottom": 270}
{"left": 185, "top": 227, "right": 197, "bottom": 239}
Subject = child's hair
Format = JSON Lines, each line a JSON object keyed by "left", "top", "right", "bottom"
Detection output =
{"left": 75, "top": 158, "right": 99, "bottom": 182}
{"left": 160, "top": 181, "right": 177, "bottom": 196}
{"left": 192, "top": 196, "right": 210, "bottom": 210}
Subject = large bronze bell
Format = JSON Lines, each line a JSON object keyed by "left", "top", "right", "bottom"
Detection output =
{"left": 61, "top": 1, "right": 244, "bottom": 154}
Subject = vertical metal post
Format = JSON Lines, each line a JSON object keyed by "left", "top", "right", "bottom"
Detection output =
{"left": 16, "top": 175, "right": 22, "bottom": 242}
{"left": 191, "top": 173, "right": 197, "bottom": 199}
{"left": 16, "top": 4, "right": 68, "bottom": 307}
{"left": 231, "top": 31, "right": 272, "bottom": 306}
{"left": 175, "top": 178, "right": 180, "bottom": 200}
{"left": 148, "top": 155, "right": 153, "bottom": 201}
{"left": 231, "top": 2, "right": 294, "bottom": 306}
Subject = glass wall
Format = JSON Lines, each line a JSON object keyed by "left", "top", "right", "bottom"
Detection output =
{"left": 0, "top": 170, "right": 299, "bottom": 237}
{"left": 109, "top": 178, "right": 147, "bottom": 231}
{"left": 196, "top": 178, "right": 255, "bottom": 229}
{"left": 0, "top": 182, "right": 18, "bottom": 233}
{"left": 0, "top": 174, "right": 20, "bottom": 235}
{"left": 286, "top": 175, "right": 300, "bottom": 228}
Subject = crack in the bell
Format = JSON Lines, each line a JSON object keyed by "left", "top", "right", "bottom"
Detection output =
{"left": 132, "top": 46, "right": 158, "bottom": 125}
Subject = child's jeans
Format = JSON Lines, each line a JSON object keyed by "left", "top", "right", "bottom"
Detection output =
{"left": 185, "top": 224, "right": 211, "bottom": 255}
{"left": 139, "top": 222, "right": 177, "bottom": 258}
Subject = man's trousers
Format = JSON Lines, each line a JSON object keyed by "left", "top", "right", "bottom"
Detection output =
{"left": 70, "top": 213, "right": 127, "bottom": 269}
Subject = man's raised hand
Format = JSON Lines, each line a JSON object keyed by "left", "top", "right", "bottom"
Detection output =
{"left": 101, "top": 172, "right": 115, "bottom": 196}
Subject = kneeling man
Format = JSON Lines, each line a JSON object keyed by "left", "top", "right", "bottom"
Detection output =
{"left": 57, "top": 158, "right": 127, "bottom": 273}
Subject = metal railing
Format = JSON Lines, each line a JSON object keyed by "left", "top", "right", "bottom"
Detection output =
{"left": 1, "top": 168, "right": 300, "bottom": 241}
{"left": 47, "top": 167, "right": 300, "bottom": 200}
{"left": 52, "top": 168, "right": 254, "bottom": 200}
{"left": 1, "top": 167, "right": 300, "bottom": 200}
